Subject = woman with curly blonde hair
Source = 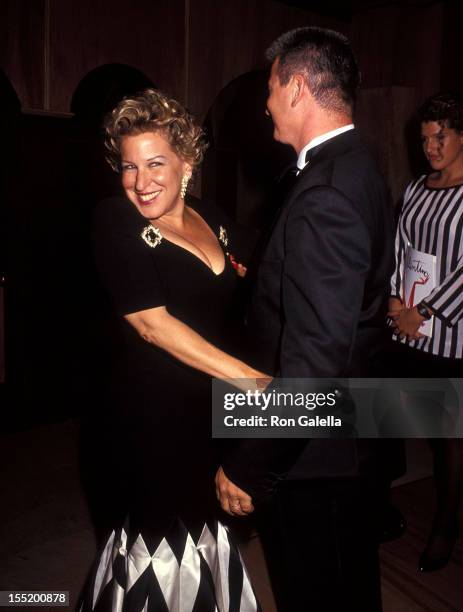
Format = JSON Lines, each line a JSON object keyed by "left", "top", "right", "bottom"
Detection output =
{"left": 79, "top": 89, "right": 265, "bottom": 611}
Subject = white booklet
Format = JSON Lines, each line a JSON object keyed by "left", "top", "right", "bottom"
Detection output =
{"left": 402, "top": 244, "right": 436, "bottom": 337}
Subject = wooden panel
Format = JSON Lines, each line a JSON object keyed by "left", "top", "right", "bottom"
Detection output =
{"left": 0, "top": 0, "right": 45, "bottom": 108}
{"left": 356, "top": 86, "right": 419, "bottom": 206}
{"left": 440, "top": 3, "right": 463, "bottom": 93}
{"left": 351, "top": 3, "right": 442, "bottom": 101}
{"left": 393, "top": 3, "right": 442, "bottom": 100}
{"left": 188, "top": 0, "right": 348, "bottom": 122}
{"left": 48, "top": 0, "right": 185, "bottom": 112}
{"left": 350, "top": 5, "right": 400, "bottom": 89}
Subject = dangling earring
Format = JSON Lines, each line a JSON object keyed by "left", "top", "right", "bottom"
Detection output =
{"left": 180, "top": 174, "right": 190, "bottom": 199}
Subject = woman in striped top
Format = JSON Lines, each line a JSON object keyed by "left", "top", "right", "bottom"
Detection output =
{"left": 389, "top": 92, "right": 463, "bottom": 572}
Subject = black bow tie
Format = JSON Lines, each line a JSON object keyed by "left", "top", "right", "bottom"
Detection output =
{"left": 277, "top": 163, "right": 299, "bottom": 193}
{"left": 304, "top": 137, "right": 340, "bottom": 165}
{"left": 305, "top": 144, "right": 322, "bottom": 165}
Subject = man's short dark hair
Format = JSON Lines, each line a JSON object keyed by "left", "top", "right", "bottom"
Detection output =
{"left": 418, "top": 91, "right": 463, "bottom": 132}
{"left": 266, "top": 27, "right": 360, "bottom": 114}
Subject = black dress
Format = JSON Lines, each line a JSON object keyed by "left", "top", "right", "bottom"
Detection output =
{"left": 79, "top": 197, "right": 260, "bottom": 612}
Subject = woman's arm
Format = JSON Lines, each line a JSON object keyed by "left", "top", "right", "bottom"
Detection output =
{"left": 125, "top": 305, "right": 267, "bottom": 381}
{"left": 421, "top": 258, "right": 463, "bottom": 326}
{"left": 389, "top": 213, "right": 407, "bottom": 301}
{"left": 389, "top": 258, "right": 463, "bottom": 339}
{"left": 93, "top": 199, "right": 268, "bottom": 382}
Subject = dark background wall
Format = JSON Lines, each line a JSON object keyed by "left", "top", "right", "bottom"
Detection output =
{"left": 2, "top": 0, "right": 460, "bottom": 211}
{"left": 1, "top": 0, "right": 462, "bottom": 426}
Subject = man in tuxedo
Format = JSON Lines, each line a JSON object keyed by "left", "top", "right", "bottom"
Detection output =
{"left": 216, "top": 27, "right": 395, "bottom": 611}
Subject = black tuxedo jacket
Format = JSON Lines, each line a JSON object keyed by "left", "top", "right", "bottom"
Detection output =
{"left": 222, "top": 129, "right": 395, "bottom": 502}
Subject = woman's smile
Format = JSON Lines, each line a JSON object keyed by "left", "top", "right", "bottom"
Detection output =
{"left": 137, "top": 190, "right": 162, "bottom": 204}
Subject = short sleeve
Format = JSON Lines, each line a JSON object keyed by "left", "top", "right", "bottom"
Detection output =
{"left": 93, "top": 197, "right": 166, "bottom": 316}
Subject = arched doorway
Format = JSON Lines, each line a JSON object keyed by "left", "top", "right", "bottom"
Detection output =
{"left": 69, "top": 65, "right": 156, "bottom": 534}
{"left": 3, "top": 63, "right": 156, "bottom": 428}
{"left": 202, "top": 70, "right": 293, "bottom": 230}
{"left": 69, "top": 63, "right": 155, "bottom": 205}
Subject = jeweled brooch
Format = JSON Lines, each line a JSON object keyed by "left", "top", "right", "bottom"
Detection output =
{"left": 219, "top": 226, "right": 228, "bottom": 247}
{"left": 141, "top": 225, "right": 163, "bottom": 248}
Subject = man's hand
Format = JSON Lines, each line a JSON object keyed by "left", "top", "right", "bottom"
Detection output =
{"left": 215, "top": 466, "right": 255, "bottom": 516}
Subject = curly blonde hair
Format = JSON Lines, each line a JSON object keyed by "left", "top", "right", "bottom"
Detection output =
{"left": 104, "top": 88, "right": 208, "bottom": 171}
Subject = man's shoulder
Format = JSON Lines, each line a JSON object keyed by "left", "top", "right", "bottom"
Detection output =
{"left": 307, "top": 134, "right": 378, "bottom": 177}
{"left": 294, "top": 135, "right": 388, "bottom": 204}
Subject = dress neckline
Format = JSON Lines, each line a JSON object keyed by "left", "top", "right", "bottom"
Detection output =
{"left": 151, "top": 206, "right": 227, "bottom": 277}
{"left": 163, "top": 238, "right": 227, "bottom": 277}
{"left": 423, "top": 175, "right": 463, "bottom": 191}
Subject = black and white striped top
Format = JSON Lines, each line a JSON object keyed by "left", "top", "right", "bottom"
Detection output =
{"left": 390, "top": 175, "right": 463, "bottom": 359}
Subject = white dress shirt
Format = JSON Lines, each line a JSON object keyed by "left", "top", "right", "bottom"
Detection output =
{"left": 296, "top": 124, "right": 355, "bottom": 171}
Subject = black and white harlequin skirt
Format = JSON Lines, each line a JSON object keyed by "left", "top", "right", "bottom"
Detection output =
{"left": 78, "top": 518, "right": 261, "bottom": 612}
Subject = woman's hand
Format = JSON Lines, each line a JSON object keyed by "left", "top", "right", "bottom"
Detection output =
{"left": 388, "top": 306, "right": 425, "bottom": 340}
{"left": 232, "top": 375, "right": 272, "bottom": 393}
{"left": 256, "top": 377, "right": 272, "bottom": 391}
{"left": 388, "top": 297, "right": 403, "bottom": 314}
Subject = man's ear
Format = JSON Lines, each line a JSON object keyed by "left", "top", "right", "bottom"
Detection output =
{"left": 290, "top": 74, "right": 305, "bottom": 108}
